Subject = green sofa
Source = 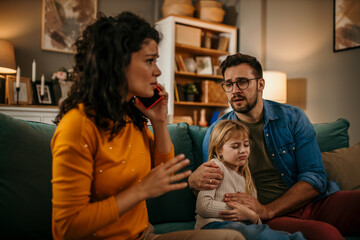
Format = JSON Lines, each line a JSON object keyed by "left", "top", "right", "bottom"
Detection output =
{"left": 0, "top": 112, "right": 359, "bottom": 239}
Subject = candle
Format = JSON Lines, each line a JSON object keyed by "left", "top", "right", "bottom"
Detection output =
{"left": 32, "top": 60, "right": 36, "bottom": 82}
{"left": 16, "top": 66, "right": 21, "bottom": 88}
{"left": 40, "top": 74, "right": 45, "bottom": 96}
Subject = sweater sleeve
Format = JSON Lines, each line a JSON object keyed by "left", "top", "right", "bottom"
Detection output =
{"left": 196, "top": 160, "right": 231, "bottom": 218}
{"left": 51, "top": 112, "right": 118, "bottom": 239}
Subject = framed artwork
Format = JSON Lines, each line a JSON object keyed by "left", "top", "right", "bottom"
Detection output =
{"left": 5, "top": 76, "right": 33, "bottom": 105}
{"left": 334, "top": 0, "right": 360, "bottom": 52}
{"left": 196, "top": 56, "right": 213, "bottom": 75}
{"left": 32, "top": 81, "right": 56, "bottom": 105}
{"left": 41, "top": 0, "right": 97, "bottom": 53}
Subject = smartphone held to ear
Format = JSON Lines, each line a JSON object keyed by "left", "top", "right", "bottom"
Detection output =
{"left": 136, "top": 87, "right": 164, "bottom": 109}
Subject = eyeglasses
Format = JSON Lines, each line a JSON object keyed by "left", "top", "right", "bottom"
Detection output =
{"left": 221, "top": 77, "right": 259, "bottom": 92}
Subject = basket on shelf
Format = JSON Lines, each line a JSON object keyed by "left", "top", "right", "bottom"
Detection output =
{"left": 162, "top": 0, "right": 195, "bottom": 18}
{"left": 195, "top": 0, "right": 225, "bottom": 23}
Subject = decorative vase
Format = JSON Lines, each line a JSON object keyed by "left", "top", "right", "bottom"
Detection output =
{"left": 58, "top": 80, "right": 73, "bottom": 105}
{"left": 185, "top": 93, "right": 195, "bottom": 102}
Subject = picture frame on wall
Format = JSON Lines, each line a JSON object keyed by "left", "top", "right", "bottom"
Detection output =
{"left": 333, "top": 0, "right": 360, "bottom": 52}
{"left": 32, "top": 81, "right": 56, "bottom": 105}
{"left": 41, "top": 0, "right": 97, "bottom": 54}
{"left": 5, "top": 76, "right": 33, "bottom": 105}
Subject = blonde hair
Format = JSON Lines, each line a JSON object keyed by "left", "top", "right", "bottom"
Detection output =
{"left": 208, "top": 120, "right": 256, "bottom": 195}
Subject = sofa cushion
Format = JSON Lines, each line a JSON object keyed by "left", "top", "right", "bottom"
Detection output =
{"left": 188, "top": 125, "right": 208, "bottom": 168}
{"left": 0, "top": 113, "right": 55, "bottom": 239}
{"left": 313, "top": 118, "right": 350, "bottom": 152}
{"left": 322, "top": 143, "right": 360, "bottom": 191}
{"left": 147, "top": 123, "right": 197, "bottom": 224}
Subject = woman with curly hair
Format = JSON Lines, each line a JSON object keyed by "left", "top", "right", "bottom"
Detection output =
{"left": 51, "top": 11, "right": 244, "bottom": 240}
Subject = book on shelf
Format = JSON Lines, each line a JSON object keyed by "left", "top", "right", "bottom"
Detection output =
{"left": 176, "top": 83, "right": 185, "bottom": 101}
{"left": 175, "top": 54, "right": 187, "bottom": 72}
{"left": 174, "top": 81, "right": 180, "bottom": 102}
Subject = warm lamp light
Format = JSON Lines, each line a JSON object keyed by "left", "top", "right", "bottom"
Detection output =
{"left": 0, "top": 39, "right": 16, "bottom": 74}
{"left": 263, "top": 71, "right": 287, "bottom": 103}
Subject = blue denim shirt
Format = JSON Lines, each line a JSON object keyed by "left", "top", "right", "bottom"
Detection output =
{"left": 202, "top": 100, "right": 339, "bottom": 199}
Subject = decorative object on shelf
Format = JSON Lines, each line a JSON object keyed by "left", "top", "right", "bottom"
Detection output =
{"left": 32, "top": 78, "right": 56, "bottom": 105}
{"left": 183, "top": 83, "right": 198, "bottom": 102}
{"left": 183, "top": 57, "right": 197, "bottom": 73}
{"left": 201, "top": 80, "right": 228, "bottom": 104}
{"left": 263, "top": 71, "right": 287, "bottom": 103}
{"left": 162, "top": 0, "right": 195, "bottom": 18}
{"left": 195, "top": 0, "right": 225, "bottom": 23}
{"left": 196, "top": 56, "right": 213, "bottom": 75}
{"left": 5, "top": 75, "right": 33, "bottom": 105}
{"left": 52, "top": 67, "right": 74, "bottom": 105}
{"left": 42, "top": 0, "right": 97, "bottom": 54}
{"left": 193, "top": 110, "right": 198, "bottom": 125}
{"left": 175, "top": 24, "right": 201, "bottom": 47}
{"left": 334, "top": 0, "right": 360, "bottom": 52}
{"left": 198, "top": 108, "right": 208, "bottom": 127}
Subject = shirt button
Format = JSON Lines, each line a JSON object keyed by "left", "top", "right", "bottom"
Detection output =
{"left": 281, "top": 173, "right": 285, "bottom": 176}
{"left": 292, "top": 147, "right": 295, "bottom": 150}
{"left": 129, "top": 144, "right": 132, "bottom": 147}
{"left": 84, "top": 144, "right": 88, "bottom": 148}
{"left": 121, "top": 160, "right": 126, "bottom": 164}
{"left": 99, "top": 169, "right": 103, "bottom": 173}
{"left": 266, "top": 134, "right": 269, "bottom": 137}
{"left": 131, "top": 169, "right": 135, "bottom": 172}
{"left": 283, "top": 150, "right": 286, "bottom": 154}
{"left": 272, "top": 153, "right": 275, "bottom": 157}
{"left": 109, "top": 146, "right": 112, "bottom": 150}
{"left": 93, "top": 233, "right": 96, "bottom": 236}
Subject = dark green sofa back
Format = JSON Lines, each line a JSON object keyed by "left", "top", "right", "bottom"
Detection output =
{"left": 0, "top": 113, "right": 350, "bottom": 238}
{"left": 0, "top": 113, "right": 55, "bottom": 239}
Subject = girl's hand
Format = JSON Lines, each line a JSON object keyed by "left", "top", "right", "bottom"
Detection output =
{"left": 219, "top": 201, "right": 258, "bottom": 224}
{"left": 138, "top": 154, "right": 192, "bottom": 199}
{"left": 134, "top": 84, "right": 168, "bottom": 123}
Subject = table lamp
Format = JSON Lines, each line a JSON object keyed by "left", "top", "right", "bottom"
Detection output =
{"left": 0, "top": 39, "right": 16, "bottom": 74}
{"left": 263, "top": 71, "right": 287, "bottom": 103}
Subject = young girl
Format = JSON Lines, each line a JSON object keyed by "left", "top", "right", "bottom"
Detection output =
{"left": 195, "top": 120, "right": 305, "bottom": 240}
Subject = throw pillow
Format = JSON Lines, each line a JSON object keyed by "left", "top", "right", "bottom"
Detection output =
{"left": 322, "top": 143, "right": 360, "bottom": 190}
{"left": 313, "top": 118, "right": 350, "bottom": 152}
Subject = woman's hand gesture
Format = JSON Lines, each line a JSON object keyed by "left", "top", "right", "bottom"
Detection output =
{"left": 138, "top": 154, "right": 191, "bottom": 199}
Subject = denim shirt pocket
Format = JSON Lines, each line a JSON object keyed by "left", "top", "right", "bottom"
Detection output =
{"left": 277, "top": 142, "right": 296, "bottom": 172}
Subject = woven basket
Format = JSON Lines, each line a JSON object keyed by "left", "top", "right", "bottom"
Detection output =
{"left": 201, "top": 80, "right": 228, "bottom": 104}
{"left": 196, "top": 0, "right": 225, "bottom": 23}
{"left": 162, "top": 0, "right": 195, "bottom": 18}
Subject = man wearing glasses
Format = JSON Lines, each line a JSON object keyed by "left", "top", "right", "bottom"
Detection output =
{"left": 188, "top": 53, "right": 360, "bottom": 239}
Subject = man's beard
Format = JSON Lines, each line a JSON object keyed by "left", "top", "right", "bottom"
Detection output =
{"left": 229, "top": 86, "right": 259, "bottom": 114}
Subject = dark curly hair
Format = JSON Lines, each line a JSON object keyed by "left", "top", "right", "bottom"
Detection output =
{"left": 220, "top": 53, "right": 263, "bottom": 79}
{"left": 54, "top": 12, "right": 161, "bottom": 140}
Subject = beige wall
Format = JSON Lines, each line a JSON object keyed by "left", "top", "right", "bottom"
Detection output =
{"left": 240, "top": 0, "right": 360, "bottom": 145}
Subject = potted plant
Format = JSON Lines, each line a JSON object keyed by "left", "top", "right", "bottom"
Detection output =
{"left": 183, "top": 83, "right": 198, "bottom": 102}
